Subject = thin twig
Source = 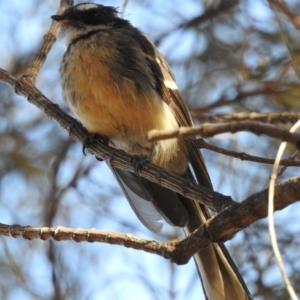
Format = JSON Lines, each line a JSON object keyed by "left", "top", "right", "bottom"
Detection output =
{"left": 196, "top": 139, "right": 300, "bottom": 167}
{"left": 191, "top": 112, "right": 300, "bottom": 124}
{"left": 190, "top": 85, "right": 285, "bottom": 113}
{"left": 121, "top": 0, "right": 129, "bottom": 18}
{"left": 148, "top": 121, "right": 300, "bottom": 146}
{"left": 268, "top": 0, "right": 300, "bottom": 30}
{"left": 155, "top": 0, "right": 239, "bottom": 45}
{"left": 24, "top": 0, "right": 73, "bottom": 82}
{"left": 268, "top": 120, "right": 300, "bottom": 300}
{"left": 277, "top": 149, "right": 300, "bottom": 176}
{"left": 273, "top": 6, "right": 300, "bottom": 80}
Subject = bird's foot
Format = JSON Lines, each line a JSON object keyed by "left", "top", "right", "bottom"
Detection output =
{"left": 82, "top": 133, "right": 109, "bottom": 161}
{"left": 130, "top": 155, "right": 150, "bottom": 176}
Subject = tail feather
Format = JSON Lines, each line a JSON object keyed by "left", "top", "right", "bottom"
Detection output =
{"left": 184, "top": 198, "right": 252, "bottom": 299}
{"left": 184, "top": 139, "right": 252, "bottom": 299}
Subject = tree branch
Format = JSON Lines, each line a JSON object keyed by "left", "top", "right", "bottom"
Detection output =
{"left": 0, "top": 67, "right": 236, "bottom": 213}
{"left": 0, "top": 176, "right": 299, "bottom": 264}
{"left": 148, "top": 121, "right": 300, "bottom": 146}
{"left": 191, "top": 112, "right": 300, "bottom": 125}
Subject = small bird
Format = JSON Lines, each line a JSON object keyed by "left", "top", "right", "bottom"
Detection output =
{"left": 52, "top": 3, "right": 251, "bottom": 299}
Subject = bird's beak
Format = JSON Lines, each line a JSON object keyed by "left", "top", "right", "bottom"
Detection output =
{"left": 51, "top": 15, "right": 71, "bottom": 25}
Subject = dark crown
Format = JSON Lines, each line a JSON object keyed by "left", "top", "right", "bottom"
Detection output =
{"left": 54, "top": 3, "right": 124, "bottom": 27}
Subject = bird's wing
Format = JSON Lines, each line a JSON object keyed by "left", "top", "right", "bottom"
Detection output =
{"left": 109, "top": 165, "right": 189, "bottom": 233}
{"left": 141, "top": 40, "right": 252, "bottom": 299}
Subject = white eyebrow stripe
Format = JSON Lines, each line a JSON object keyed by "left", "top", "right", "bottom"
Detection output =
{"left": 76, "top": 3, "right": 99, "bottom": 11}
{"left": 163, "top": 79, "right": 178, "bottom": 90}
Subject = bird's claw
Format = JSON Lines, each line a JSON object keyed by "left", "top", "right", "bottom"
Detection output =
{"left": 82, "top": 133, "right": 109, "bottom": 161}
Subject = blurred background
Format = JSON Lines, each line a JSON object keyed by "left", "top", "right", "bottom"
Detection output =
{"left": 0, "top": 0, "right": 300, "bottom": 299}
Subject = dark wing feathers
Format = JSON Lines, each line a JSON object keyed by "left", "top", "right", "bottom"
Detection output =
{"left": 109, "top": 166, "right": 163, "bottom": 233}
{"left": 144, "top": 44, "right": 212, "bottom": 188}
{"left": 110, "top": 167, "right": 189, "bottom": 232}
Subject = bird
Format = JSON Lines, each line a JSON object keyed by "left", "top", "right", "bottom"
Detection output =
{"left": 51, "top": 3, "right": 252, "bottom": 299}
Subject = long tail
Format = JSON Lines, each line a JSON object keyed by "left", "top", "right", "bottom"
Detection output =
{"left": 183, "top": 198, "right": 252, "bottom": 299}
{"left": 184, "top": 139, "right": 252, "bottom": 299}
